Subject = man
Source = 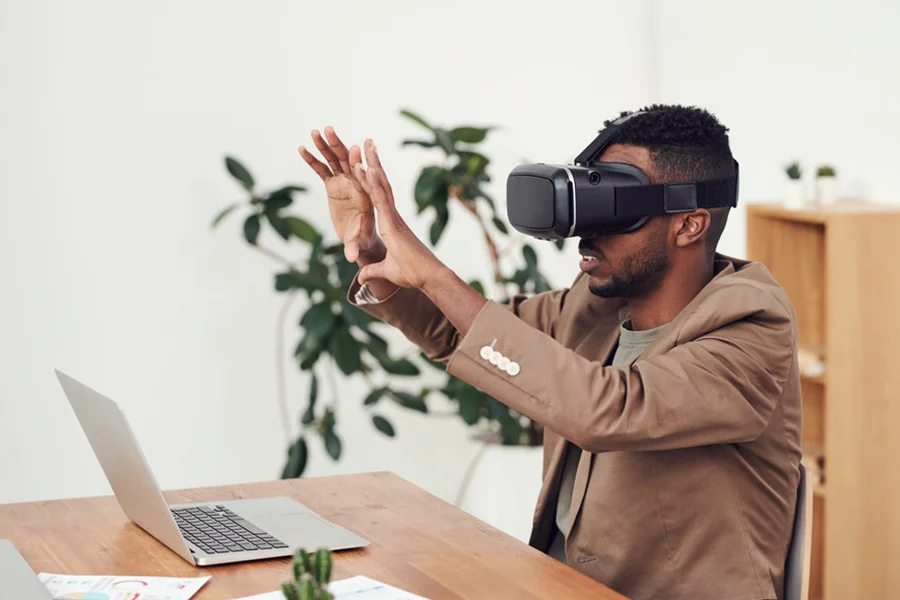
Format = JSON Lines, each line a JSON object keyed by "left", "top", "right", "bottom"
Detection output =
{"left": 299, "top": 105, "right": 802, "bottom": 600}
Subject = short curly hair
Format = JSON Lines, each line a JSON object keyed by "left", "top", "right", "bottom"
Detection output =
{"left": 604, "top": 104, "right": 735, "bottom": 255}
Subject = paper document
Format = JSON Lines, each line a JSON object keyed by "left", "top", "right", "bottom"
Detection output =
{"left": 37, "top": 573, "right": 209, "bottom": 600}
{"left": 232, "top": 575, "right": 428, "bottom": 600}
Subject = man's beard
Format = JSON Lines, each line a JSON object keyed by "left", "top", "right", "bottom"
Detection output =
{"left": 588, "top": 245, "right": 669, "bottom": 299}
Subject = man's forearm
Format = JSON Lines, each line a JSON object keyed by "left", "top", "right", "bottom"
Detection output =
{"left": 421, "top": 267, "right": 489, "bottom": 337}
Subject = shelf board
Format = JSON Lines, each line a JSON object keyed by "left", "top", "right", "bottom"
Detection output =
{"left": 747, "top": 200, "right": 900, "bottom": 225}
{"left": 801, "top": 372, "right": 827, "bottom": 385}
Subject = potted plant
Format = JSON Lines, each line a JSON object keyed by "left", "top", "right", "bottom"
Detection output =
{"left": 281, "top": 548, "right": 333, "bottom": 600}
{"left": 212, "top": 110, "right": 566, "bottom": 541}
{"left": 783, "top": 161, "right": 805, "bottom": 209}
{"left": 815, "top": 164, "right": 838, "bottom": 206}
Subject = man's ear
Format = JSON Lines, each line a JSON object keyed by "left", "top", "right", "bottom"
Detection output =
{"left": 673, "top": 209, "right": 711, "bottom": 248}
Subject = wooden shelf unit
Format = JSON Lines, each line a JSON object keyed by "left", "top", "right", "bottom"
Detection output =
{"left": 747, "top": 202, "right": 900, "bottom": 600}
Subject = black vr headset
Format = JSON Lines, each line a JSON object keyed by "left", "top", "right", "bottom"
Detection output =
{"left": 506, "top": 111, "right": 740, "bottom": 239}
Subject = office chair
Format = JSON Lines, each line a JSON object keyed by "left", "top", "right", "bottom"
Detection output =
{"left": 784, "top": 462, "right": 813, "bottom": 600}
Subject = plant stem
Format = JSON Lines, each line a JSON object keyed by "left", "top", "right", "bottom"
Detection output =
{"left": 252, "top": 243, "right": 298, "bottom": 270}
{"left": 276, "top": 291, "right": 298, "bottom": 446}
{"left": 455, "top": 196, "right": 505, "bottom": 290}
{"left": 326, "top": 356, "right": 340, "bottom": 411}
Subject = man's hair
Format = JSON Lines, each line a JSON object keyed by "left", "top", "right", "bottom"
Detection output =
{"left": 604, "top": 104, "right": 735, "bottom": 255}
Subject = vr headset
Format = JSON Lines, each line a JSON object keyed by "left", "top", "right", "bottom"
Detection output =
{"left": 506, "top": 111, "right": 740, "bottom": 239}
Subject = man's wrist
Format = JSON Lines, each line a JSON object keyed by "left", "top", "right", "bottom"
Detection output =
{"left": 421, "top": 265, "right": 460, "bottom": 302}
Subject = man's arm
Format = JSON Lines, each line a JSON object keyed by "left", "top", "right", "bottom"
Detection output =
{"left": 444, "top": 285, "right": 795, "bottom": 452}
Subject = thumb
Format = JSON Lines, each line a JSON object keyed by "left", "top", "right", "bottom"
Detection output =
{"left": 344, "top": 238, "right": 359, "bottom": 263}
{"left": 358, "top": 261, "right": 386, "bottom": 286}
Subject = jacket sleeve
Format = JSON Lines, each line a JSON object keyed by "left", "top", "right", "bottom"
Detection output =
{"left": 346, "top": 275, "right": 570, "bottom": 360}
{"left": 445, "top": 286, "right": 796, "bottom": 452}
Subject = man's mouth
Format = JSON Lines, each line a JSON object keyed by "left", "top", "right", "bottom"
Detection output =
{"left": 579, "top": 249, "right": 603, "bottom": 273}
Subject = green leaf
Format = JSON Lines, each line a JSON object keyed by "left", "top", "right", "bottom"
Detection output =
{"left": 211, "top": 203, "right": 240, "bottom": 228}
{"left": 324, "top": 430, "right": 342, "bottom": 460}
{"left": 340, "top": 298, "right": 375, "bottom": 331}
{"left": 281, "top": 437, "right": 308, "bottom": 479}
{"left": 363, "top": 338, "right": 420, "bottom": 376}
{"left": 457, "top": 151, "right": 490, "bottom": 174}
{"left": 364, "top": 387, "right": 387, "bottom": 406}
{"left": 500, "top": 416, "right": 523, "bottom": 445}
{"left": 430, "top": 208, "right": 449, "bottom": 246}
{"left": 225, "top": 156, "right": 254, "bottom": 190}
{"left": 265, "top": 192, "right": 293, "bottom": 211}
{"left": 414, "top": 166, "right": 449, "bottom": 213}
{"left": 299, "top": 346, "right": 322, "bottom": 371}
{"left": 275, "top": 270, "right": 330, "bottom": 293}
{"left": 399, "top": 109, "right": 434, "bottom": 131}
{"left": 272, "top": 184, "right": 308, "bottom": 195}
{"left": 555, "top": 238, "right": 566, "bottom": 250}
{"left": 468, "top": 280, "right": 485, "bottom": 295}
{"left": 457, "top": 385, "right": 483, "bottom": 425}
{"left": 388, "top": 390, "right": 428, "bottom": 413}
{"left": 492, "top": 216, "right": 509, "bottom": 234}
{"left": 329, "top": 326, "right": 362, "bottom": 375}
{"left": 523, "top": 244, "right": 538, "bottom": 268}
{"left": 265, "top": 211, "right": 291, "bottom": 240}
{"left": 301, "top": 374, "right": 318, "bottom": 425}
{"left": 385, "top": 358, "right": 420, "bottom": 376}
{"left": 300, "top": 300, "right": 335, "bottom": 329}
{"left": 372, "top": 415, "right": 395, "bottom": 437}
{"left": 243, "top": 214, "right": 261, "bottom": 245}
{"left": 402, "top": 139, "right": 438, "bottom": 149}
{"left": 477, "top": 190, "right": 497, "bottom": 215}
{"left": 284, "top": 216, "right": 320, "bottom": 243}
{"left": 336, "top": 256, "right": 358, "bottom": 288}
{"left": 451, "top": 126, "right": 490, "bottom": 144}
{"left": 434, "top": 128, "right": 456, "bottom": 155}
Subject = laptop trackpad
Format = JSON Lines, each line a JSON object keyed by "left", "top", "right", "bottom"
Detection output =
{"left": 253, "top": 513, "right": 345, "bottom": 548}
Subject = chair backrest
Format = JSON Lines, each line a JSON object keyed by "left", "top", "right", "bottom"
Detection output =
{"left": 784, "top": 462, "right": 813, "bottom": 600}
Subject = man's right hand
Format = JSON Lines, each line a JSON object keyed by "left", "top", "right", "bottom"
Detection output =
{"left": 298, "top": 127, "right": 382, "bottom": 264}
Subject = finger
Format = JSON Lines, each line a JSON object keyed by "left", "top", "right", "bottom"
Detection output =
{"left": 347, "top": 145, "right": 368, "bottom": 194}
{"left": 364, "top": 161, "right": 399, "bottom": 221}
{"left": 298, "top": 145, "right": 332, "bottom": 182}
{"left": 312, "top": 129, "right": 343, "bottom": 175}
{"left": 364, "top": 140, "right": 396, "bottom": 206}
{"left": 323, "top": 126, "right": 351, "bottom": 174}
{"left": 343, "top": 214, "right": 364, "bottom": 262}
{"left": 358, "top": 261, "right": 386, "bottom": 286}
{"left": 353, "top": 163, "right": 374, "bottom": 196}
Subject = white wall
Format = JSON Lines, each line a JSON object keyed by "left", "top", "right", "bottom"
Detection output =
{"left": 653, "top": 0, "right": 900, "bottom": 257}
{"left": 0, "top": 0, "right": 653, "bottom": 504}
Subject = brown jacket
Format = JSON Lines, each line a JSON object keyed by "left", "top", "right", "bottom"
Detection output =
{"left": 350, "top": 255, "right": 802, "bottom": 600}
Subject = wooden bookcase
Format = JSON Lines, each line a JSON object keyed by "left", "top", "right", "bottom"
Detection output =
{"left": 746, "top": 202, "right": 900, "bottom": 600}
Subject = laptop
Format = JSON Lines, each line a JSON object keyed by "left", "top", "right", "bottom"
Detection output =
{"left": 0, "top": 540, "right": 53, "bottom": 600}
{"left": 55, "top": 370, "right": 368, "bottom": 566}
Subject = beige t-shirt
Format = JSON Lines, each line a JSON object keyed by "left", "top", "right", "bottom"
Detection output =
{"left": 547, "top": 321, "right": 665, "bottom": 563}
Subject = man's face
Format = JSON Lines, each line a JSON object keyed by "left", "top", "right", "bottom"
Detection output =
{"left": 579, "top": 144, "right": 671, "bottom": 299}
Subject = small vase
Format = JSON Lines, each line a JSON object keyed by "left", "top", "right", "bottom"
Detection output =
{"left": 817, "top": 177, "right": 838, "bottom": 207}
{"left": 784, "top": 180, "right": 805, "bottom": 210}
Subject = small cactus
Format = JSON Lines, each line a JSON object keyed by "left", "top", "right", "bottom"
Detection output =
{"left": 283, "top": 547, "right": 334, "bottom": 600}
{"left": 816, "top": 164, "right": 836, "bottom": 177}
{"left": 314, "top": 548, "right": 333, "bottom": 584}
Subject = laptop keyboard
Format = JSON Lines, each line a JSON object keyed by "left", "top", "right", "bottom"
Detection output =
{"left": 172, "top": 505, "right": 289, "bottom": 555}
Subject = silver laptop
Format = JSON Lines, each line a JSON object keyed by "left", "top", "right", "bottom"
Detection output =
{"left": 55, "top": 370, "right": 368, "bottom": 566}
{"left": 0, "top": 540, "right": 53, "bottom": 600}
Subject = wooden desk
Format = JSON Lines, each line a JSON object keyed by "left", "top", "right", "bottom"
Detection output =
{"left": 0, "top": 472, "right": 626, "bottom": 600}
